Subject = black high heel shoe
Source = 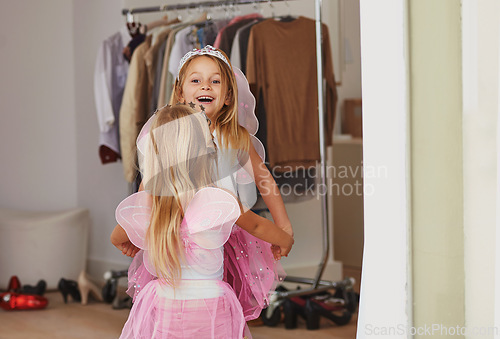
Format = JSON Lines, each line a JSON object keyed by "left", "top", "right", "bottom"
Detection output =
{"left": 58, "top": 278, "right": 81, "bottom": 303}
{"left": 21, "top": 280, "right": 47, "bottom": 296}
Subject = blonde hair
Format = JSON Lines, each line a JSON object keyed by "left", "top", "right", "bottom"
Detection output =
{"left": 170, "top": 50, "right": 250, "bottom": 155}
{"left": 142, "top": 104, "right": 216, "bottom": 286}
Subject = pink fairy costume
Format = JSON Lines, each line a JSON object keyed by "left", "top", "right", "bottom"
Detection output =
{"left": 115, "top": 46, "right": 285, "bottom": 339}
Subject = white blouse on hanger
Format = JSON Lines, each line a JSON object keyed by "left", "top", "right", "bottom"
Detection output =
{"left": 94, "top": 26, "right": 130, "bottom": 155}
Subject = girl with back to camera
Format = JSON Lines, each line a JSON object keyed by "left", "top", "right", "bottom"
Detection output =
{"left": 111, "top": 103, "right": 294, "bottom": 338}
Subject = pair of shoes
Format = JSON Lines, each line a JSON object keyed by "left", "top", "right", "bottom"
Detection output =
{"left": 21, "top": 280, "right": 47, "bottom": 296}
{"left": 0, "top": 292, "right": 48, "bottom": 311}
{"left": 102, "top": 269, "right": 129, "bottom": 304}
{"left": 58, "top": 278, "right": 81, "bottom": 304}
{"left": 7, "top": 276, "right": 47, "bottom": 296}
{"left": 78, "top": 271, "right": 103, "bottom": 305}
{"left": 1, "top": 276, "right": 48, "bottom": 311}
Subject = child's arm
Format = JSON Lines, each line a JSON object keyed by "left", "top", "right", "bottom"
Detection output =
{"left": 237, "top": 209, "right": 294, "bottom": 259}
{"left": 248, "top": 143, "right": 294, "bottom": 238}
{"left": 110, "top": 224, "right": 140, "bottom": 258}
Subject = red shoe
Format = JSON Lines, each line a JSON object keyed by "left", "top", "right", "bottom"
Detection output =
{"left": 0, "top": 292, "right": 48, "bottom": 311}
{"left": 7, "top": 276, "right": 21, "bottom": 293}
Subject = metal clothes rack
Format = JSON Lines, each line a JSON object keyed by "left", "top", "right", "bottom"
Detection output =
{"left": 119, "top": 0, "right": 355, "bottom": 324}
{"left": 122, "top": 0, "right": 289, "bottom": 15}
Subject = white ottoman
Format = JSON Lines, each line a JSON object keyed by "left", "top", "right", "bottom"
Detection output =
{"left": 0, "top": 208, "right": 89, "bottom": 290}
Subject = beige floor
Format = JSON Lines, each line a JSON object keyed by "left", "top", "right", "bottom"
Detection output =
{"left": 1, "top": 267, "right": 360, "bottom": 339}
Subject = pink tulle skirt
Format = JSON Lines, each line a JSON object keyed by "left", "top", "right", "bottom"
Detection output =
{"left": 120, "top": 279, "right": 250, "bottom": 339}
{"left": 122, "top": 227, "right": 285, "bottom": 338}
{"left": 224, "top": 226, "right": 286, "bottom": 320}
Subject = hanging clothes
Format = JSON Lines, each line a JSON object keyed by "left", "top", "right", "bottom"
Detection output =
{"left": 151, "top": 20, "right": 190, "bottom": 109}
{"left": 213, "top": 13, "right": 261, "bottom": 50}
{"left": 246, "top": 16, "right": 338, "bottom": 171}
{"left": 111, "top": 10, "right": 337, "bottom": 190}
{"left": 123, "top": 34, "right": 146, "bottom": 63}
{"left": 230, "top": 19, "right": 263, "bottom": 72}
{"left": 145, "top": 27, "right": 172, "bottom": 113}
{"left": 166, "top": 17, "right": 227, "bottom": 87}
{"left": 157, "top": 23, "right": 190, "bottom": 107}
{"left": 196, "top": 20, "right": 220, "bottom": 47}
{"left": 157, "top": 15, "right": 209, "bottom": 108}
{"left": 215, "top": 14, "right": 263, "bottom": 57}
{"left": 119, "top": 19, "right": 190, "bottom": 183}
{"left": 119, "top": 35, "right": 152, "bottom": 183}
{"left": 94, "top": 26, "right": 130, "bottom": 164}
{"left": 167, "top": 25, "right": 200, "bottom": 78}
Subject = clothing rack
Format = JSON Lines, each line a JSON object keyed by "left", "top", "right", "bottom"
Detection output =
{"left": 120, "top": 0, "right": 354, "bottom": 322}
{"left": 122, "top": 0, "right": 289, "bottom": 15}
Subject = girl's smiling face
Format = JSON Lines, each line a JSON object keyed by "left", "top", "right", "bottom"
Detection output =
{"left": 179, "top": 56, "right": 230, "bottom": 124}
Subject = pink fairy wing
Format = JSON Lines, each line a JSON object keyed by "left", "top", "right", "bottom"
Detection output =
{"left": 234, "top": 135, "right": 265, "bottom": 186}
{"left": 234, "top": 67, "right": 258, "bottom": 136}
{"left": 184, "top": 187, "right": 241, "bottom": 249}
{"left": 136, "top": 114, "right": 156, "bottom": 175}
{"left": 236, "top": 182, "right": 257, "bottom": 212}
{"left": 250, "top": 134, "right": 265, "bottom": 162}
{"left": 115, "top": 191, "right": 152, "bottom": 250}
{"left": 184, "top": 245, "right": 224, "bottom": 276}
{"left": 136, "top": 114, "right": 155, "bottom": 157}
{"left": 234, "top": 166, "right": 253, "bottom": 185}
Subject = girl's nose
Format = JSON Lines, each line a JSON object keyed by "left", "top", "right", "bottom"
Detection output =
{"left": 201, "top": 83, "right": 211, "bottom": 90}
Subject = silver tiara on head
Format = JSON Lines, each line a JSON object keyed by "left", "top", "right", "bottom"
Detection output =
{"left": 177, "top": 45, "right": 231, "bottom": 79}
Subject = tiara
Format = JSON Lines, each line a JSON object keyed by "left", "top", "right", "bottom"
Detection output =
{"left": 177, "top": 45, "right": 231, "bottom": 79}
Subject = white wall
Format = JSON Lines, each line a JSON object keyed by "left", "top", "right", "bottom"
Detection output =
{"left": 0, "top": 1, "right": 78, "bottom": 211}
{"left": 72, "top": 0, "right": 131, "bottom": 276}
{"left": 357, "top": 0, "right": 411, "bottom": 336}
{"left": 462, "top": 0, "right": 498, "bottom": 335}
{"left": 0, "top": 0, "right": 362, "bottom": 281}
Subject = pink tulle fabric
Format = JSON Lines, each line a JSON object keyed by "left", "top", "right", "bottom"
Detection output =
{"left": 120, "top": 279, "right": 248, "bottom": 339}
{"left": 125, "top": 228, "right": 285, "bottom": 324}
{"left": 224, "top": 227, "right": 286, "bottom": 321}
{"left": 116, "top": 188, "right": 284, "bottom": 338}
{"left": 126, "top": 250, "right": 154, "bottom": 302}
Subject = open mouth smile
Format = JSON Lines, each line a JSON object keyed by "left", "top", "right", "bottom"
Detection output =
{"left": 196, "top": 96, "right": 214, "bottom": 104}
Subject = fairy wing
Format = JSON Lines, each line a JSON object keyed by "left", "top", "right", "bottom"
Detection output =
{"left": 183, "top": 187, "right": 241, "bottom": 250}
{"left": 234, "top": 67, "right": 258, "bottom": 136}
{"left": 115, "top": 191, "right": 152, "bottom": 250}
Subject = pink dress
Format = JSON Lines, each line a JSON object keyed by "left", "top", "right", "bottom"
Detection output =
{"left": 116, "top": 188, "right": 285, "bottom": 339}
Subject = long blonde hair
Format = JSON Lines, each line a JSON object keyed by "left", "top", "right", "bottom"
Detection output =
{"left": 142, "top": 104, "right": 216, "bottom": 286}
{"left": 170, "top": 50, "right": 250, "bottom": 155}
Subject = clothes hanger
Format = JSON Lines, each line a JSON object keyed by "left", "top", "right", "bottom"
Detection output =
{"left": 126, "top": 11, "right": 142, "bottom": 38}
{"left": 253, "top": 1, "right": 264, "bottom": 16}
{"left": 141, "top": 15, "right": 181, "bottom": 35}
{"left": 194, "top": 7, "right": 208, "bottom": 23}
{"left": 194, "top": 7, "right": 213, "bottom": 28}
{"left": 175, "top": 8, "right": 182, "bottom": 22}
{"left": 275, "top": 0, "right": 298, "bottom": 22}
{"left": 205, "top": 5, "right": 212, "bottom": 21}
{"left": 228, "top": 2, "right": 241, "bottom": 17}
